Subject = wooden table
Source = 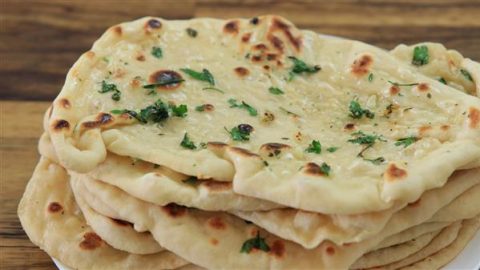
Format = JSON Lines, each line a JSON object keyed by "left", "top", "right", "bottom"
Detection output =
{"left": 1, "top": 0, "right": 479, "bottom": 269}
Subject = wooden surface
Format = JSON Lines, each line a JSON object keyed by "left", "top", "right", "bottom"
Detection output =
{"left": 0, "top": 0, "right": 479, "bottom": 269}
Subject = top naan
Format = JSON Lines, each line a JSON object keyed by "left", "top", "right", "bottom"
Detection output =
{"left": 48, "top": 15, "right": 480, "bottom": 214}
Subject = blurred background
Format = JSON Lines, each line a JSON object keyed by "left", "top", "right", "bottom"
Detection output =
{"left": 1, "top": 0, "right": 479, "bottom": 101}
{"left": 0, "top": 1, "right": 479, "bottom": 269}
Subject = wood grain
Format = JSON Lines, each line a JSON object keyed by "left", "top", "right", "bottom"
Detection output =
{"left": 1, "top": 1, "right": 479, "bottom": 269}
{"left": 1, "top": 0, "right": 479, "bottom": 101}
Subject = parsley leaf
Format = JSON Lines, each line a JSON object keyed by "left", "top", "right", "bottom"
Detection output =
{"left": 288, "top": 56, "right": 321, "bottom": 74}
{"left": 326, "top": 147, "right": 339, "bottom": 153}
{"left": 306, "top": 140, "right": 322, "bottom": 154}
{"left": 349, "top": 100, "right": 375, "bottom": 119}
{"left": 395, "top": 136, "right": 418, "bottom": 148}
{"left": 186, "top": 28, "right": 198, "bottom": 37}
{"left": 111, "top": 99, "right": 187, "bottom": 124}
{"left": 388, "top": 81, "right": 419, "bottom": 87}
{"left": 368, "top": 73, "right": 374, "bottom": 82}
{"left": 363, "top": 156, "right": 385, "bottom": 165}
{"left": 169, "top": 104, "right": 188, "bottom": 117}
{"left": 240, "top": 232, "right": 270, "bottom": 254}
{"left": 228, "top": 99, "right": 258, "bottom": 116}
{"left": 412, "top": 45, "right": 429, "bottom": 66}
{"left": 151, "top": 46, "right": 163, "bottom": 59}
{"left": 225, "top": 124, "right": 253, "bottom": 141}
{"left": 319, "top": 162, "right": 331, "bottom": 176}
{"left": 195, "top": 105, "right": 206, "bottom": 112}
{"left": 180, "top": 133, "right": 196, "bottom": 149}
{"left": 348, "top": 131, "right": 385, "bottom": 146}
{"left": 438, "top": 77, "right": 447, "bottom": 85}
{"left": 181, "top": 68, "right": 215, "bottom": 85}
{"left": 268, "top": 87, "right": 284, "bottom": 95}
{"left": 460, "top": 69, "right": 473, "bottom": 82}
{"left": 99, "top": 81, "right": 121, "bottom": 101}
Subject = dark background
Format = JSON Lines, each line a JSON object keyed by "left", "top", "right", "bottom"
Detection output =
{"left": 1, "top": 1, "right": 479, "bottom": 269}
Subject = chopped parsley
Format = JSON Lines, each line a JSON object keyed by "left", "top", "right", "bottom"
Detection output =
{"left": 326, "top": 147, "right": 339, "bottom": 153}
{"left": 186, "top": 28, "right": 198, "bottom": 37}
{"left": 180, "top": 133, "right": 197, "bottom": 149}
{"left": 438, "top": 77, "right": 447, "bottom": 85}
{"left": 181, "top": 68, "right": 215, "bottom": 85}
{"left": 151, "top": 46, "right": 163, "bottom": 59}
{"left": 99, "top": 80, "right": 121, "bottom": 101}
{"left": 460, "top": 69, "right": 473, "bottom": 82}
{"left": 202, "top": 87, "right": 225, "bottom": 94}
{"left": 388, "top": 81, "right": 419, "bottom": 87}
{"left": 368, "top": 73, "right": 374, "bottom": 82}
{"left": 268, "top": 87, "right": 284, "bottom": 95}
{"left": 225, "top": 124, "right": 253, "bottom": 141}
{"left": 182, "top": 176, "right": 198, "bottom": 185}
{"left": 395, "top": 136, "right": 419, "bottom": 148}
{"left": 228, "top": 99, "right": 258, "bottom": 116}
{"left": 110, "top": 99, "right": 187, "bottom": 124}
{"left": 169, "top": 104, "right": 188, "bottom": 117}
{"left": 240, "top": 232, "right": 270, "bottom": 253}
{"left": 349, "top": 100, "right": 375, "bottom": 119}
{"left": 306, "top": 140, "right": 322, "bottom": 154}
{"left": 287, "top": 56, "right": 320, "bottom": 80}
{"left": 348, "top": 131, "right": 386, "bottom": 146}
{"left": 319, "top": 162, "right": 331, "bottom": 176}
{"left": 363, "top": 156, "right": 385, "bottom": 165}
{"left": 412, "top": 45, "right": 429, "bottom": 66}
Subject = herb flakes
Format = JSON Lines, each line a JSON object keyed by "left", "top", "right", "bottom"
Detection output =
{"left": 151, "top": 46, "right": 163, "bottom": 59}
{"left": 412, "top": 45, "right": 429, "bottom": 66}
{"left": 268, "top": 87, "right": 284, "bottom": 95}
{"left": 180, "top": 133, "right": 197, "bottom": 149}
{"left": 395, "top": 136, "right": 418, "bottom": 148}
{"left": 99, "top": 80, "right": 121, "bottom": 101}
{"left": 228, "top": 99, "right": 258, "bottom": 116}
{"left": 349, "top": 100, "right": 375, "bottom": 119}
{"left": 306, "top": 140, "right": 322, "bottom": 154}
{"left": 186, "top": 28, "right": 198, "bottom": 38}
{"left": 240, "top": 232, "right": 270, "bottom": 254}
{"left": 181, "top": 68, "right": 215, "bottom": 85}
{"left": 225, "top": 124, "right": 253, "bottom": 141}
{"left": 460, "top": 69, "right": 473, "bottom": 82}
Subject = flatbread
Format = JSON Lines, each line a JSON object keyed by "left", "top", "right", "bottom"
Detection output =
{"left": 73, "top": 188, "right": 163, "bottom": 254}
{"left": 390, "top": 42, "right": 479, "bottom": 96}
{"left": 373, "top": 217, "right": 479, "bottom": 270}
{"left": 398, "top": 216, "right": 480, "bottom": 270}
{"left": 47, "top": 15, "right": 480, "bottom": 215}
{"left": 375, "top": 221, "right": 450, "bottom": 250}
{"left": 351, "top": 226, "right": 445, "bottom": 269}
{"left": 429, "top": 183, "right": 480, "bottom": 222}
{"left": 70, "top": 166, "right": 480, "bottom": 269}
{"left": 39, "top": 132, "right": 280, "bottom": 212}
{"left": 17, "top": 157, "right": 188, "bottom": 270}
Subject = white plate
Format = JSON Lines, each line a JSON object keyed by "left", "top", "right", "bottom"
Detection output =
{"left": 51, "top": 230, "right": 480, "bottom": 269}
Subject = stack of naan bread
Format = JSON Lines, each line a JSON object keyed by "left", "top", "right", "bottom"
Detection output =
{"left": 18, "top": 15, "right": 480, "bottom": 269}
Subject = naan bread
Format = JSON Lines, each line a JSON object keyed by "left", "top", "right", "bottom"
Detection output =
{"left": 352, "top": 222, "right": 460, "bottom": 269}
{"left": 372, "top": 217, "right": 478, "bottom": 270}
{"left": 39, "top": 132, "right": 280, "bottom": 211}
{"left": 70, "top": 167, "right": 480, "bottom": 269}
{"left": 375, "top": 221, "right": 450, "bottom": 250}
{"left": 47, "top": 15, "right": 480, "bottom": 215}
{"left": 73, "top": 188, "right": 163, "bottom": 254}
{"left": 391, "top": 42, "right": 479, "bottom": 96}
{"left": 351, "top": 227, "right": 443, "bottom": 269}
{"left": 17, "top": 157, "right": 188, "bottom": 269}
{"left": 397, "top": 216, "right": 480, "bottom": 270}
